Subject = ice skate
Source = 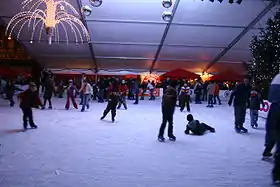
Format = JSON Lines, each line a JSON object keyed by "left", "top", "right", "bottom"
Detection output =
{"left": 272, "top": 173, "right": 280, "bottom": 186}
{"left": 262, "top": 150, "right": 273, "bottom": 160}
{"left": 48, "top": 106, "right": 52, "bottom": 109}
{"left": 168, "top": 135, "right": 176, "bottom": 142}
{"left": 235, "top": 127, "right": 241, "bottom": 133}
{"left": 158, "top": 136, "right": 165, "bottom": 142}
{"left": 112, "top": 117, "right": 115, "bottom": 122}
{"left": 30, "top": 124, "right": 38, "bottom": 129}
{"left": 210, "top": 128, "right": 216, "bottom": 133}
{"left": 100, "top": 116, "right": 105, "bottom": 120}
{"left": 239, "top": 127, "right": 248, "bottom": 133}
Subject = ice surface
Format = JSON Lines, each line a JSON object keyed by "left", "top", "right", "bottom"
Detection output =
{"left": 0, "top": 98, "right": 272, "bottom": 187}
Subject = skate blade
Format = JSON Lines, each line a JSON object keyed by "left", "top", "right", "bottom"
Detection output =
{"left": 262, "top": 157, "right": 274, "bottom": 163}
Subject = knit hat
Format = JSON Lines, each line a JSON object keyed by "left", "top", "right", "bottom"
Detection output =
{"left": 187, "top": 114, "right": 194, "bottom": 122}
{"left": 268, "top": 73, "right": 280, "bottom": 103}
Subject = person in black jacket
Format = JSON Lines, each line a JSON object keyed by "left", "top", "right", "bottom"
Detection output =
{"left": 249, "top": 85, "right": 264, "bottom": 128}
{"left": 228, "top": 77, "right": 251, "bottom": 133}
{"left": 100, "top": 90, "right": 118, "bottom": 122}
{"left": 158, "top": 81, "right": 177, "bottom": 142}
{"left": 185, "top": 114, "right": 215, "bottom": 135}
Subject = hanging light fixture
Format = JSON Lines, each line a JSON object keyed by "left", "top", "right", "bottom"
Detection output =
{"left": 5, "top": 0, "right": 91, "bottom": 45}
{"left": 89, "top": 0, "right": 102, "bottom": 7}
{"left": 81, "top": 5, "right": 92, "bottom": 16}
{"left": 162, "top": 0, "right": 172, "bottom": 8}
{"left": 162, "top": 11, "right": 172, "bottom": 22}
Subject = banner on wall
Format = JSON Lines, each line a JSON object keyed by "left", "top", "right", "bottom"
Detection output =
{"left": 139, "top": 88, "right": 160, "bottom": 97}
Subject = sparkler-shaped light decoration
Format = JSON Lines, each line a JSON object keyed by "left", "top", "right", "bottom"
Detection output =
{"left": 6, "top": 0, "right": 90, "bottom": 45}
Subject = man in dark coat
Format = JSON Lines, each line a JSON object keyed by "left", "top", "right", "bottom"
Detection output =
{"left": 260, "top": 74, "right": 280, "bottom": 184}
{"left": 158, "top": 81, "right": 177, "bottom": 142}
{"left": 43, "top": 75, "right": 55, "bottom": 109}
{"left": 228, "top": 77, "right": 251, "bottom": 133}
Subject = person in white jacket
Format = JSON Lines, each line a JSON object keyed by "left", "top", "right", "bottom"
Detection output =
{"left": 80, "top": 79, "right": 93, "bottom": 112}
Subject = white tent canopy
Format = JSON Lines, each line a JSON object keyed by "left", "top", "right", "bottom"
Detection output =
{"left": 0, "top": 0, "right": 278, "bottom": 74}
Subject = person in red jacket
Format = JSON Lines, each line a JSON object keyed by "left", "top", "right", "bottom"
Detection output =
{"left": 117, "top": 80, "right": 128, "bottom": 110}
{"left": 18, "top": 82, "right": 43, "bottom": 131}
{"left": 214, "top": 82, "right": 222, "bottom": 105}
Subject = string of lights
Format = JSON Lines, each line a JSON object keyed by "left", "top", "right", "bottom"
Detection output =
{"left": 202, "top": 0, "right": 242, "bottom": 4}
{"left": 249, "top": 8, "right": 280, "bottom": 83}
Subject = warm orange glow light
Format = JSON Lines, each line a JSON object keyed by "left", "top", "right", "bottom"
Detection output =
{"left": 6, "top": 0, "right": 90, "bottom": 45}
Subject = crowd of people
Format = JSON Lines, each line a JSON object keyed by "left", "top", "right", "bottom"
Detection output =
{"left": 0, "top": 69, "right": 279, "bottom": 184}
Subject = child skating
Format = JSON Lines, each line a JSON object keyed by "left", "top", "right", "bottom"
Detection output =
{"left": 185, "top": 114, "right": 215, "bottom": 135}
{"left": 65, "top": 79, "right": 79, "bottom": 110}
{"left": 100, "top": 90, "right": 118, "bottom": 122}
{"left": 18, "top": 82, "right": 43, "bottom": 131}
{"left": 249, "top": 85, "right": 264, "bottom": 128}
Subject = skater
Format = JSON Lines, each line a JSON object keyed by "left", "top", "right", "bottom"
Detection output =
{"left": 133, "top": 78, "right": 140, "bottom": 105}
{"left": 185, "top": 114, "right": 215, "bottom": 135}
{"left": 228, "top": 77, "right": 251, "bottom": 133}
{"left": 214, "top": 82, "right": 222, "bottom": 105}
{"left": 179, "top": 83, "right": 191, "bottom": 112}
{"left": 65, "top": 79, "right": 78, "bottom": 110}
{"left": 80, "top": 79, "right": 93, "bottom": 112}
{"left": 117, "top": 80, "right": 128, "bottom": 110}
{"left": 79, "top": 74, "right": 87, "bottom": 105}
{"left": 249, "top": 85, "right": 264, "bottom": 128}
{"left": 263, "top": 74, "right": 280, "bottom": 160}
{"left": 158, "top": 81, "right": 177, "bottom": 142}
{"left": 207, "top": 80, "right": 215, "bottom": 108}
{"left": 194, "top": 78, "right": 202, "bottom": 104}
{"left": 17, "top": 82, "right": 43, "bottom": 131}
{"left": 147, "top": 80, "right": 155, "bottom": 100}
{"left": 5, "top": 80, "right": 22, "bottom": 107}
{"left": 43, "top": 75, "right": 55, "bottom": 109}
{"left": 100, "top": 90, "right": 118, "bottom": 122}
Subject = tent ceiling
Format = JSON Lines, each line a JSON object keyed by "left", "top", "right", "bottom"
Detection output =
{"left": 0, "top": 0, "right": 278, "bottom": 73}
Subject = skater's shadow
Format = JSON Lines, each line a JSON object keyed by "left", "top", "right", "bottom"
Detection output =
{"left": 101, "top": 120, "right": 115, "bottom": 124}
{"left": 254, "top": 127, "right": 265, "bottom": 131}
{"left": 3, "top": 129, "right": 23, "bottom": 134}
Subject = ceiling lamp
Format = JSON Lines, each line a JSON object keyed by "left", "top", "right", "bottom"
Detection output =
{"left": 162, "top": 11, "right": 172, "bottom": 22}
{"left": 81, "top": 5, "right": 92, "bottom": 16}
{"left": 162, "top": 0, "right": 172, "bottom": 8}
{"left": 89, "top": 0, "right": 102, "bottom": 7}
{"left": 5, "top": 0, "right": 90, "bottom": 45}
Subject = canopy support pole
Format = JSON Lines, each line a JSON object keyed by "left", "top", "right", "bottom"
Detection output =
{"left": 203, "top": 1, "right": 277, "bottom": 73}
{"left": 149, "top": 0, "right": 181, "bottom": 74}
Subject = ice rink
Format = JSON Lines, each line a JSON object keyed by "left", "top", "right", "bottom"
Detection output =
{"left": 0, "top": 98, "right": 273, "bottom": 187}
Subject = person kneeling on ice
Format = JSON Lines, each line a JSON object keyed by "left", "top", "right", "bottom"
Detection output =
{"left": 185, "top": 114, "right": 215, "bottom": 135}
{"left": 18, "top": 82, "right": 43, "bottom": 131}
{"left": 100, "top": 90, "right": 118, "bottom": 122}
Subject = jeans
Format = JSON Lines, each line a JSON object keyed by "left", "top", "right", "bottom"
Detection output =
{"left": 214, "top": 95, "right": 221, "bottom": 105}
{"left": 21, "top": 107, "right": 36, "bottom": 128}
{"left": 117, "top": 94, "right": 127, "bottom": 109}
{"left": 81, "top": 93, "right": 90, "bottom": 111}
{"left": 250, "top": 109, "right": 258, "bottom": 127}
{"left": 208, "top": 95, "right": 214, "bottom": 107}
